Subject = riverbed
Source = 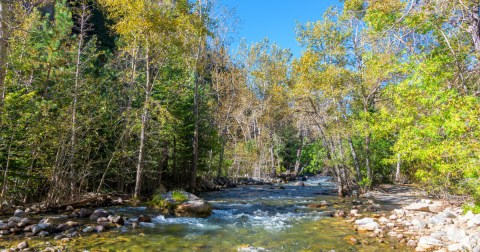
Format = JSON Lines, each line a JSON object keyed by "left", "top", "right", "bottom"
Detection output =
{"left": 0, "top": 177, "right": 410, "bottom": 251}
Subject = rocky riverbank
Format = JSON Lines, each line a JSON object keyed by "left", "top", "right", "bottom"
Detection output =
{"left": 343, "top": 185, "right": 479, "bottom": 251}
{"left": 0, "top": 191, "right": 212, "bottom": 252}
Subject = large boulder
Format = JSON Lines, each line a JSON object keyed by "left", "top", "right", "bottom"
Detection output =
{"left": 150, "top": 191, "right": 212, "bottom": 218}
{"left": 174, "top": 200, "right": 212, "bottom": 218}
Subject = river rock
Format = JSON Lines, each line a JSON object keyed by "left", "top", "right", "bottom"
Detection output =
{"left": 360, "top": 193, "right": 372, "bottom": 198}
{"left": 417, "top": 236, "right": 443, "bottom": 250}
{"left": 411, "top": 218, "right": 427, "bottom": 229}
{"left": 294, "top": 182, "right": 305, "bottom": 186}
{"left": 17, "top": 218, "right": 34, "bottom": 228}
{"left": 429, "top": 214, "right": 447, "bottom": 225}
{"left": 82, "top": 226, "right": 95, "bottom": 233}
{"left": 78, "top": 208, "right": 93, "bottom": 218}
{"left": 0, "top": 229, "right": 10, "bottom": 235}
{"left": 32, "top": 223, "right": 54, "bottom": 235}
{"left": 94, "top": 225, "right": 105, "bottom": 232}
{"left": 350, "top": 209, "right": 360, "bottom": 216}
{"left": 90, "top": 209, "right": 112, "bottom": 221}
{"left": 8, "top": 221, "right": 17, "bottom": 228}
{"left": 334, "top": 210, "right": 345, "bottom": 217}
{"left": 57, "top": 223, "right": 70, "bottom": 232}
{"left": 447, "top": 243, "right": 465, "bottom": 252}
{"left": 358, "top": 222, "right": 380, "bottom": 231}
{"left": 446, "top": 227, "right": 467, "bottom": 243}
{"left": 407, "top": 240, "right": 417, "bottom": 247}
{"left": 138, "top": 215, "right": 152, "bottom": 223}
{"left": 405, "top": 203, "right": 430, "bottom": 212}
{"left": 467, "top": 215, "right": 480, "bottom": 227}
{"left": 37, "top": 230, "right": 49, "bottom": 237}
{"left": 355, "top": 218, "right": 374, "bottom": 225}
{"left": 97, "top": 217, "right": 109, "bottom": 224}
{"left": 174, "top": 200, "right": 212, "bottom": 218}
{"left": 8, "top": 217, "right": 21, "bottom": 223}
{"left": 17, "top": 241, "right": 28, "bottom": 250}
{"left": 14, "top": 209, "right": 25, "bottom": 218}
{"left": 0, "top": 223, "right": 8, "bottom": 230}
{"left": 111, "top": 216, "right": 124, "bottom": 225}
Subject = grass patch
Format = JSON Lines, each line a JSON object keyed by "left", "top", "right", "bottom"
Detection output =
{"left": 149, "top": 195, "right": 167, "bottom": 208}
{"left": 172, "top": 191, "right": 188, "bottom": 202}
{"left": 462, "top": 202, "right": 480, "bottom": 214}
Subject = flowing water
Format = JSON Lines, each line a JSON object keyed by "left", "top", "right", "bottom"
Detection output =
{"left": 1, "top": 177, "right": 410, "bottom": 251}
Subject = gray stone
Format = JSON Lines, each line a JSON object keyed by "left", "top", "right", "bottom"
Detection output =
{"left": 358, "top": 222, "right": 380, "bottom": 231}
{"left": 94, "top": 225, "right": 105, "bottom": 232}
{"left": 13, "top": 209, "right": 25, "bottom": 218}
{"left": 32, "top": 223, "right": 54, "bottom": 235}
{"left": 112, "top": 216, "right": 124, "bottom": 225}
{"left": 82, "top": 226, "right": 95, "bottom": 233}
{"left": 407, "top": 240, "right": 417, "bottom": 247}
{"left": 446, "top": 227, "right": 467, "bottom": 243}
{"left": 440, "top": 210, "right": 457, "bottom": 219}
{"left": 90, "top": 209, "right": 112, "bottom": 221}
{"left": 430, "top": 231, "right": 447, "bottom": 239}
{"left": 417, "top": 236, "right": 443, "bottom": 250}
{"left": 37, "top": 230, "right": 49, "bottom": 237}
{"left": 412, "top": 218, "right": 427, "bottom": 229}
{"left": 0, "top": 229, "right": 10, "bottom": 235}
{"left": 355, "top": 218, "right": 374, "bottom": 225}
{"left": 54, "top": 234, "right": 66, "bottom": 240}
{"left": 97, "top": 217, "right": 109, "bottom": 224}
{"left": 7, "top": 217, "right": 21, "bottom": 223}
{"left": 447, "top": 243, "right": 465, "bottom": 252}
{"left": 0, "top": 223, "right": 8, "bottom": 230}
{"left": 429, "top": 215, "right": 447, "bottom": 225}
{"left": 405, "top": 203, "right": 430, "bottom": 212}
{"left": 17, "top": 241, "right": 28, "bottom": 250}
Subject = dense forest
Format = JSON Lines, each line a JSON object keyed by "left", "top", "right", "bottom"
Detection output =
{"left": 0, "top": 0, "right": 479, "bottom": 209}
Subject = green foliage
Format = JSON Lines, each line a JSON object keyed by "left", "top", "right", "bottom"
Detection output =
{"left": 149, "top": 195, "right": 167, "bottom": 209}
{"left": 462, "top": 203, "right": 480, "bottom": 215}
{"left": 301, "top": 141, "right": 327, "bottom": 175}
{"left": 172, "top": 191, "right": 188, "bottom": 202}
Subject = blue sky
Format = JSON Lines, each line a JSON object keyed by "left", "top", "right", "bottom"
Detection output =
{"left": 220, "top": 0, "right": 341, "bottom": 58}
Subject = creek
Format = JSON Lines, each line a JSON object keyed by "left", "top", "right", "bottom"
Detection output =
{"left": 1, "top": 177, "right": 410, "bottom": 251}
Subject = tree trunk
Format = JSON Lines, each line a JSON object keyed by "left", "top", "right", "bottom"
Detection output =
{"left": 348, "top": 137, "right": 362, "bottom": 184}
{"left": 395, "top": 153, "right": 401, "bottom": 183}
{"left": 365, "top": 134, "right": 371, "bottom": 185}
{"left": 294, "top": 129, "right": 304, "bottom": 175}
{"left": 191, "top": 68, "right": 199, "bottom": 191}
{"left": 0, "top": 0, "right": 9, "bottom": 106}
{"left": 190, "top": 0, "right": 205, "bottom": 191}
{"left": 1, "top": 137, "right": 12, "bottom": 197}
{"left": 70, "top": 3, "right": 88, "bottom": 186}
{"left": 270, "top": 143, "right": 276, "bottom": 178}
{"left": 134, "top": 42, "right": 150, "bottom": 198}
{"left": 217, "top": 135, "right": 225, "bottom": 178}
